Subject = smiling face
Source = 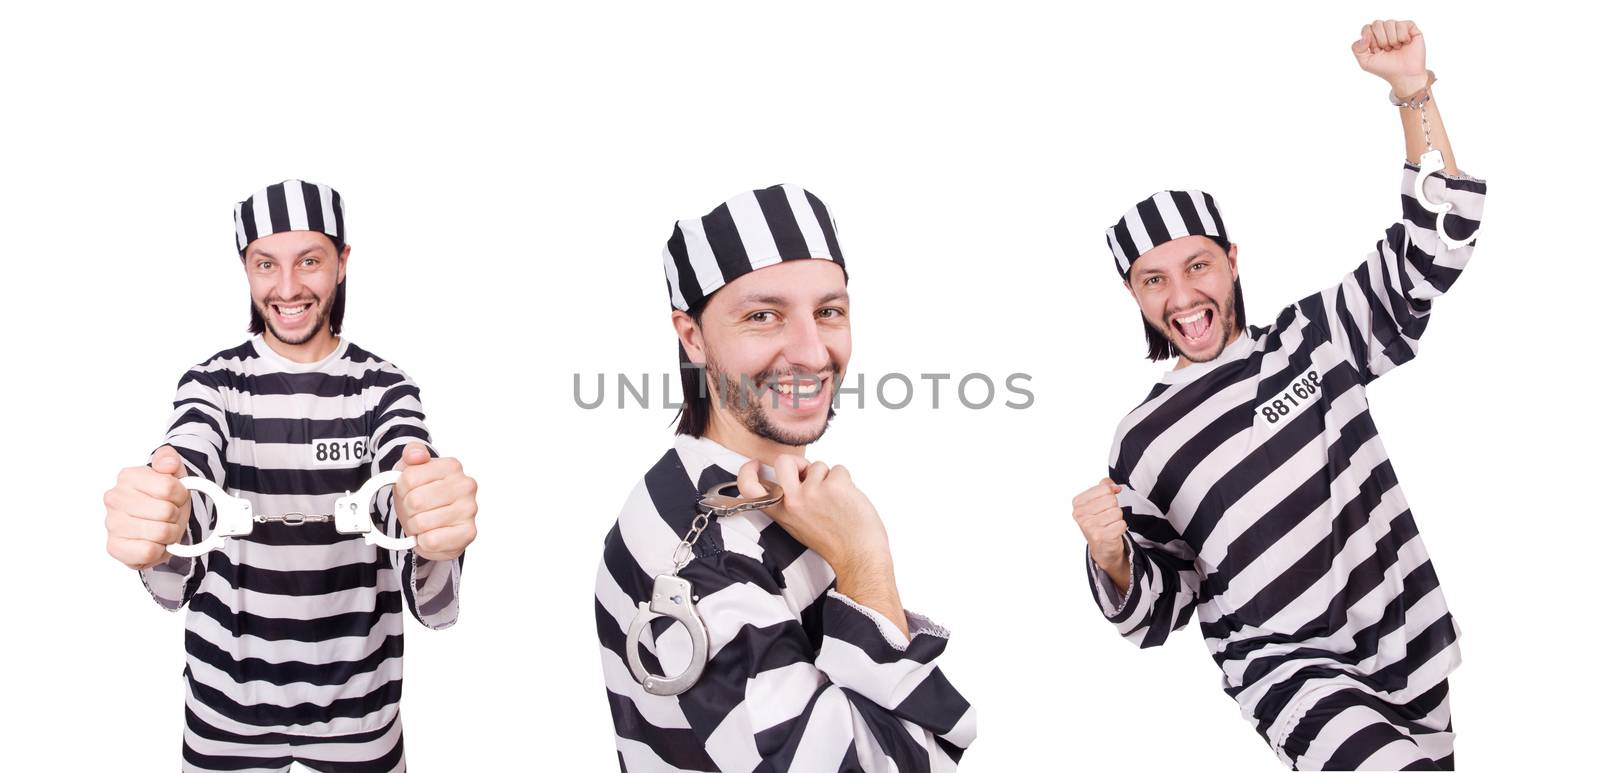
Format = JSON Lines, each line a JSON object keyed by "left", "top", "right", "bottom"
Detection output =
{"left": 1127, "top": 235, "right": 1241, "bottom": 366}
{"left": 674, "top": 260, "right": 851, "bottom": 452}
{"left": 244, "top": 230, "right": 348, "bottom": 353}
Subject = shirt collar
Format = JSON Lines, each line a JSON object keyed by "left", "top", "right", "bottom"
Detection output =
{"left": 250, "top": 334, "right": 349, "bottom": 373}
{"left": 1158, "top": 328, "right": 1256, "bottom": 385}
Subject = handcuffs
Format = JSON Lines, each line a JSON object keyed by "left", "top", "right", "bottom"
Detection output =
{"left": 1393, "top": 71, "right": 1480, "bottom": 250}
{"left": 624, "top": 479, "right": 783, "bottom": 696}
{"left": 167, "top": 470, "right": 414, "bottom": 558}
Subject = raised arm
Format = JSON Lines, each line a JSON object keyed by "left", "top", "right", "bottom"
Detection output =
{"left": 1353, "top": 20, "right": 1459, "bottom": 172}
{"left": 1307, "top": 20, "right": 1488, "bottom": 382}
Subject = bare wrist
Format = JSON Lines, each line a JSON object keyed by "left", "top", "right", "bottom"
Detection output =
{"left": 1092, "top": 536, "right": 1127, "bottom": 573}
{"left": 1093, "top": 541, "right": 1131, "bottom": 592}
{"left": 834, "top": 558, "right": 909, "bottom": 637}
{"left": 834, "top": 546, "right": 893, "bottom": 586}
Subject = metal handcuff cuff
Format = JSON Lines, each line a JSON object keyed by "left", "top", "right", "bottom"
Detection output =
{"left": 1392, "top": 71, "right": 1480, "bottom": 250}
{"left": 625, "top": 479, "right": 784, "bottom": 696}
{"left": 167, "top": 471, "right": 415, "bottom": 558}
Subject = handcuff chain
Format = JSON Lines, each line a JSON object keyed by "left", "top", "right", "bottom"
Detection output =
{"left": 669, "top": 511, "right": 713, "bottom": 574}
{"left": 1393, "top": 79, "right": 1435, "bottom": 152}
{"left": 254, "top": 512, "right": 332, "bottom": 526}
{"left": 1419, "top": 99, "right": 1433, "bottom": 152}
{"left": 669, "top": 480, "right": 784, "bottom": 575}
{"left": 627, "top": 479, "right": 784, "bottom": 696}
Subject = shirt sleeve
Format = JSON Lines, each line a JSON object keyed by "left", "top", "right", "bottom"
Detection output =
{"left": 138, "top": 368, "right": 227, "bottom": 611}
{"left": 1308, "top": 161, "right": 1487, "bottom": 383}
{"left": 1084, "top": 481, "right": 1202, "bottom": 649}
{"left": 656, "top": 550, "right": 976, "bottom": 771}
{"left": 367, "top": 366, "right": 462, "bottom": 630}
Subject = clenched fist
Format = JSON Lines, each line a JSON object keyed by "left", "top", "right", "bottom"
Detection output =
{"left": 392, "top": 442, "right": 478, "bottom": 562}
{"left": 736, "top": 455, "right": 909, "bottom": 637}
{"left": 736, "top": 455, "right": 889, "bottom": 576}
{"left": 1352, "top": 19, "right": 1429, "bottom": 95}
{"left": 1072, "top": 478, "right": 1131, "bottom": 593}
{"left": 104, "top": 445, "right": 192, "bottom": 570}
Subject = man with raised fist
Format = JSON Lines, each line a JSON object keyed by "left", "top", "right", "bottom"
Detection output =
{"left": 1072, "top": 20, "right": 1485, "bottom": 770}
{"left": 103, "top": 180, "right": 478, "bottom": 771}
{"left": 593, "top": 185, "right": 975, "bottom": 771}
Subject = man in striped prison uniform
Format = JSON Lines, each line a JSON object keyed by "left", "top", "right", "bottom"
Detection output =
{"left": 1072, "top": 21, "right": 1484, "bottom": 771}
{"left": 595, "top": 184, "right": 976, "bottom": 771}
{"left": 103, "top": 180, "right": 479, "bottom": 772}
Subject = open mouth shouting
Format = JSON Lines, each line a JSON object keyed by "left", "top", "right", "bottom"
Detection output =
{"left": 1170, "top": 306, "right": 1217, "bottom": 349}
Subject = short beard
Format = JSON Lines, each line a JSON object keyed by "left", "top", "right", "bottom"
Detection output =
{"left": 1160, "top": 283, "right": 1237, "bottom": 364}
{"left": 257, "top": 297, "right": 330, "bottom": 346}
{"left": 704, "top": 355, "right": 837, "bottom": 447}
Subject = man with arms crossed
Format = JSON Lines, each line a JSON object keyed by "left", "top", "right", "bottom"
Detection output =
{"left": 595, "top": 185, "right": 976, "bottom": 771}
{"left": 1073, "top": 21, "right": 1485, "bottom": 770}
{"left": 103, "top": 180, "right": 479, "bottom": 771}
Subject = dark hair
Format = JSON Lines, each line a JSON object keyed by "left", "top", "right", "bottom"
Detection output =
{"left": 673, "top": 301, "right": 711, "bottom": 436}
{"left": 1140, "top": 237, "right": 1246, "bottom": 361}
{"left": 244, "top": 235, "right": 347, "bottom": 336}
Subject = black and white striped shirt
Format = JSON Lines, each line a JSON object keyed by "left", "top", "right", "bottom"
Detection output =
{"left": 138, "top": 335, "right": 462, "bottom": 737}
{"left": 1086, "top": 163, "right": 1486, "bottom": 760}
{"left": 596, "top": 434, "right": 976, "bottom": 771}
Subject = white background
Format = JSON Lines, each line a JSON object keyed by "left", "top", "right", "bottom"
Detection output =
{"left": 2, "top": 2, "right": 1594, "bottom": 771}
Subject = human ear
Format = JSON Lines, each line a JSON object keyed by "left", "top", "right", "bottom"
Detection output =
{"left": 671, "top": 310, "right": 706, "bottom": 365}
{"left": 337, "top": 243, "right": 352, "bottom": 283}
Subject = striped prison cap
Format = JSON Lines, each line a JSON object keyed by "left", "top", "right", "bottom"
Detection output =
{"left": 1105, "top": 190, "right": 1228, "bottom": 279}
{"left": 234, "top": 180, "right": 346, "bottom": 255}
{"left": 663, "top": 184, "right": 846, "bottom": 312}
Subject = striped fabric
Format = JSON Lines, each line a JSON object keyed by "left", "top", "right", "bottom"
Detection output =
{"left": 1084, "top": 163, "right": 1486, "bottom": 767}
{"left": 235, "top": 179, "right": 346, "bottom": 254}
{"left": 595, "top": 434, "right": 976, "bottom": 771}
{"left": 1105, "top": 189, "right": 1229, "bottom": 278}
{"left": 1279, "top": 680, "right": 1454, "bottom": 770}
{"left": 182, "top": 707, "right": 405, "bottom": 773}
{"left": 138, "top": 336, "right": 462, "bottom": 756}
{"left": 663, "top": 184, "right": 846, "bottom": 311}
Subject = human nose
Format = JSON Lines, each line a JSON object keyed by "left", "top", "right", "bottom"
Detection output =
{"left": 274, "top": 264, "right": 302, "bottom": 300}
{"left": 1170, "top": 273, "right": 1205, "bottom": 309}
{"left": 780, "top": 315, "right": 830, "bottom": 375}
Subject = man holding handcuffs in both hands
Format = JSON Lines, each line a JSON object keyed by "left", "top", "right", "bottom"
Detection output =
{"left": 103, "top": 180, "right": 478, "bottom": 771}
{"left": 1073, "top": 20, "right": 1485, "bottom": 770}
